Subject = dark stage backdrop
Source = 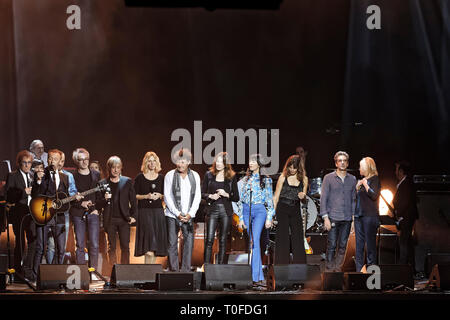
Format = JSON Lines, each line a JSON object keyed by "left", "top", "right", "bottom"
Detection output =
{"left": 0, "top": 0, "right": 449, "bottom": 192}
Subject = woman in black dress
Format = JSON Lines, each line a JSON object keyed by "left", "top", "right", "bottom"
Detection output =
{"left": 202, "top": 152, "right": 239, "bottom": 265}
{"left": 134, "top": 151, "right": 167, "bottom": 263}
{"left": 272, "top": 155, "right": 308, "bottom": 264}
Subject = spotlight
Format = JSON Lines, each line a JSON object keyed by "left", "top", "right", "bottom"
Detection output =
{"left": 379, "top": 189, "right": 393, "bottom": 216}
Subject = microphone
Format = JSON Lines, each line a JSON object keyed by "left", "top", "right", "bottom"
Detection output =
{"left": 45, "top": 164, "right": 56, "bottom": 175}
{"left": 105, "top": 186, "right": 111, "bottom": 205}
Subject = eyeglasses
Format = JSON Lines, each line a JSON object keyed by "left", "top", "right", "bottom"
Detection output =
{"left": 21, "top": 161, "right": 32, "bottom": 165}
{"left": 77, "top": 158, "right": 89, "bottom": 162}
{"left": 336, "top": 159, "right": 348, "bottom": 163}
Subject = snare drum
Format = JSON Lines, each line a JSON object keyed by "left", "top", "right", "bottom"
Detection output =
{"left": 303, "top": 195, "right": 318, "bottom": 231}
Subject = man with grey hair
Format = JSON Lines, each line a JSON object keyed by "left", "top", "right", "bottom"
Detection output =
{"left": 29, "top": 139, "right": 48, "bottom": 167}
{"left": 70, "top": 148, "right": 102, "bottom": 271}
{"left": 164, "top": 148, "right": 201, "bottom": 272}
{"left": 320, "top": 151, "right": 356, "bottom": 272}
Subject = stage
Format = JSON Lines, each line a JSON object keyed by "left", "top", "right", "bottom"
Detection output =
{"left": 1, "top": 280, "right": 448, "bottom": 301}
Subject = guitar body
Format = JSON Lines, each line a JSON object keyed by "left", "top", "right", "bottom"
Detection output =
{"left": 30, "top": 192, "right": 69, "bottom": 225}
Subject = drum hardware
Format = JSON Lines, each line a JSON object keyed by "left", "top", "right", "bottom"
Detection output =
{"left": 301, "top": 199, "right": 313, "bottom": 254}
{"left": 308, "top": 177, "right": 323, "bottom": 199}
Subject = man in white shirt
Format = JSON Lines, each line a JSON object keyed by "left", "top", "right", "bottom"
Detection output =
{"left": 164, "top": 148, "right": 201, "bottom": 272}
{"left": 31, "top": 149, "right": 81, "bottom": 281}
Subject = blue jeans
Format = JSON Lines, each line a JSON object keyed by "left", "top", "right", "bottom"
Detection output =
{"left": 242, "top": 203, "right": 267, "bottom": 282}
{"left": 46, "top": 233, "right": 55, "bottom": 264}
{"left": 72, "top": 214, "right": 100, "bottom": 271}
{"left": 326, "top": 220, "right": 351, "bottom": 271}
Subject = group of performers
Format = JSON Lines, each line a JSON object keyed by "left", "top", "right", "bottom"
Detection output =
{"left": 3, "top": 139, "right": 420, "bottom": 288}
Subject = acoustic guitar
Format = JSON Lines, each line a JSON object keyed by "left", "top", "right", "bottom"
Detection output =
{"left": 30, "top": 183, "right": 108, "bottom": 225}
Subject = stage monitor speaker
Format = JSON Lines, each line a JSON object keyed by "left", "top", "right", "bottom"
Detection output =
{"left": 426, "top": 253, "right": 450, "bottom": 275}
{"left": 0, "top": 254, "right": 6, "bottom": 291}
{"left": 110, "top": 264, "right": 163, "bottom": 288}
{"left": 204, "top": 264, "right": 252, "bottom": 290}
{"left": 343, "top": 272, "right": 372, "bottom": 291}
{"left": 322, "top": 272, "right": 344, "bottom": 291}
{"left": 156, "top": 272, "right": 194, "bottom": 291}
{"left": 429, "top": 264, "right": 450, "bottom": 290}
{"left": 267, "top": 264, "right": 321, "bottom": 291}
{"left": 0, "top": 254, "right": 8, "bottom": 273}
{"left": 379, "top": 264, "right": 414, "bottom": 289}
{"left": 0, "top": 273, "right": 5, "bottom": 291}
{"left": 37, "top": 264, "right": 89, "bottom": 290}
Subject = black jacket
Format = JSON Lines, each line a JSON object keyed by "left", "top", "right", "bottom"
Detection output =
{"left": 31, "top": 169, "right": 69, "bottom": 197}
{"left": 201, "top": 171, "right": 239, "bottom": 216}
{"left": 5, "top": 170, "right": 32, "bottom": 221}
{"left": 31, "top": 169, "right": 69, "bottom": 224}
{"left": 98, "top": 176, "right": 137, "bottom": 228}
{"left": 393, "top": 176, "right": 419, "bottom": 221}
{"left": 356, "top": 175, "right": 381, "bottom": 217}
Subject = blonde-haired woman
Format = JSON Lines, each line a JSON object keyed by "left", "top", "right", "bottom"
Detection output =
{"left": 354, "top": 157, "right": 381, "bottom": 272}
{"left": 134, "top": 151, "right": 168, "bottom": 263}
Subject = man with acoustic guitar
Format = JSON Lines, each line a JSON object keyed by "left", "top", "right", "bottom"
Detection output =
{"left": 31, "top": 149, "right": 82, "bottom": 282}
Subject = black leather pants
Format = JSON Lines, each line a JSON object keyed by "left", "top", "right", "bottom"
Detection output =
{"left": 204, "top": 203, "right": 231, "bottom": 264}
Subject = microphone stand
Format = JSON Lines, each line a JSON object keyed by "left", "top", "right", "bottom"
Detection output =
{"left": 4, "top": 203, "right": 36, "bottom": 290}
{"left": 247, "top": 183, "right": 253, "bottom": 266}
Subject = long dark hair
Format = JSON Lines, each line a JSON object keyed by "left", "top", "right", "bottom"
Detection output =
{"left": 282, "top": 155, "right": 306, "bottom": 182}
{"left": 245, "top": 154, "right": 267, "bottom": 189}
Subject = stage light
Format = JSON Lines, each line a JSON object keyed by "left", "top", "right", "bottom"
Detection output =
{"left": 379, "top": 189, "right": 393, "bottom": 216}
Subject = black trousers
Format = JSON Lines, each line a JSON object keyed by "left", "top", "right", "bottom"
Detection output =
{"left": 105, "top": 217, "right": 130, "bottom": 265}
{"left": 33, "top": 222, "right": 66, "bottom": 280}
{"left": 399, "top": 218, "right": 415, "bottom": 265}
{"left": 274, "top": 201, "right": 306, "bottom": 264}
{"left": 12, "top": 212, "right": 35, "bottom": 278}
{"left": 204, "top": 204, "right": 231, "bottom": 264}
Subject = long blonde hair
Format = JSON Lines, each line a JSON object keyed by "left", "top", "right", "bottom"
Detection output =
{"left": 141, "top": 151, "right": 162, "bottom": 174}
{"left": 361, "top": 157, "right": 378, "bottom": 178}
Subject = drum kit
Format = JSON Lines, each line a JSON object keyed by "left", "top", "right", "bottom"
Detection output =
{"left": 229, "top": 173, "right": 326, "bottom": 236}
{"left": 305, "top": 177, "right": 324, "bottom": 233}
{"left": 269, "top": 175, "right": 325, "bottom": 235}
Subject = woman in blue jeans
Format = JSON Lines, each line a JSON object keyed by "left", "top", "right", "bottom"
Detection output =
{"left": 236, "top": 154, "right": 275, "bottom": 287}
{"left": 354, "top": 157, "right": 381, "bottom": 272}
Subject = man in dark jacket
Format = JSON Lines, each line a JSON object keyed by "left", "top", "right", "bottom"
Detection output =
{"left": 31, "top": 149, "right": 74, "bottom": 281}
{"left": 5, "top": 150, "right": 35, "bottom": 279}
{"left": 393, "top": 161, "right": 419, "bottom": 266}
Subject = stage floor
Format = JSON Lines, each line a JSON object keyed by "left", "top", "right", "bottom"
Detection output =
{"left": 1, "top": 279, "right": 449, "bottom": 301}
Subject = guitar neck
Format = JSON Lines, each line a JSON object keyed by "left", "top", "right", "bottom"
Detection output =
{"left": 380, "top": 194, "right": 396, "bottom": 216}
{"left": 62, "top": 186, "right": 100, "bottom": 204}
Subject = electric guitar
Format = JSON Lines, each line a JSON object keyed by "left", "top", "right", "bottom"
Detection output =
{"left": 30, "top": 183, "right": 108, "bottom": 225}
